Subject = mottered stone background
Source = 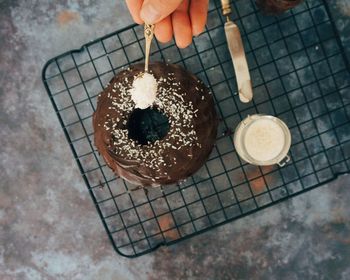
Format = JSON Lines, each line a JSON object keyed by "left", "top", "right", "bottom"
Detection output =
{"left": 1, "top": 0, "right": 349, "bottom": 279}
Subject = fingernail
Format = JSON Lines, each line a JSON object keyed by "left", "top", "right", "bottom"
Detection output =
{"left": 193, "top": 28, "right": 204, "bottom": 37}
{"left": 140, "top": 3, "right": 161, "bottom": 24}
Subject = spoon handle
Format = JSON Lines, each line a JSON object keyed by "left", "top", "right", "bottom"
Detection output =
{"left": 144, "top": 24, "right": 155, "bottom": 72}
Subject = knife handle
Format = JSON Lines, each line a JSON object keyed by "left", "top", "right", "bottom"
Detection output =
{"left": 221, "top": 0, "right": 232, "bottom": 16}
{"left": 224, "top": 21, "right": 253, "bottom": 103}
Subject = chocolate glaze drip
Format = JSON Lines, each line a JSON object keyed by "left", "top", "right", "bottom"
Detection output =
{"left": 256, "top": 0, "right": 303, "bottom": 15}
{"left": 93, "top": 62, "right": 218, "bottom": 187}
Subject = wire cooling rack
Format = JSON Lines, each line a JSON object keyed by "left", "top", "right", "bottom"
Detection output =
{"left": 42, "top": 0, "right": 350, "bottom": 257}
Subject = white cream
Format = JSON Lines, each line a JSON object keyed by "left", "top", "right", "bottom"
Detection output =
{"left": 130, "top": 72, "right": 158, "bottom": 109}
{"left": 243, "top": 119, "right": 285, "bottom": 162}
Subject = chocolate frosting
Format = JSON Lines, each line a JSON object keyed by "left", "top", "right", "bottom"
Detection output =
{"left": 93, "top": 62, "right": 218, "bottom": 187}
{"left": 256, "top": 0, "right": 303, "bottom": 15}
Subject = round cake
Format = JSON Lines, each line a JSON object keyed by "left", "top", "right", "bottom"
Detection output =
{"left": 93, "top": 62, "right": 218, "bottom": 187}
{"left": 256, "top": 0, "right": 303, "bottom": 15}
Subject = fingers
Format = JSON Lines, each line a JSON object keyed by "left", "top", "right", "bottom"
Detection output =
{"left": 140, "top": 0, "right": 183, "bottom": 24}
{"left": 154, "top": 16, "right": 173, "bottom": 43}
{"left": 126, "top": 0, "right": 144, "bottom": 24}
{"left": 172, "top": 0, "right": 192, "bottom": 48}
{"left": 126, "top": 0, "right": 208, "bottom": 48}
{"left": 189, "top": 0, "right": 209, "bottom": 36}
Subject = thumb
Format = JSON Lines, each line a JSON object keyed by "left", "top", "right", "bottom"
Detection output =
{"left": 140, "top": 0, "right": 183, "bottom": 24}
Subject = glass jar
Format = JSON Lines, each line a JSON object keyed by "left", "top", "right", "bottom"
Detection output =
{"left": 234, "top": 114, "right": 291, "bottom": 166}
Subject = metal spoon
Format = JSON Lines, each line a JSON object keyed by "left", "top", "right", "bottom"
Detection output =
{"left": 144, "top": 24, "right": 155, "bottom": 72}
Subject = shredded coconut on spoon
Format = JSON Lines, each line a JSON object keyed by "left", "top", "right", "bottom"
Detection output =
{"left": 130, "top": 72, "right": 158, "bottom": 109}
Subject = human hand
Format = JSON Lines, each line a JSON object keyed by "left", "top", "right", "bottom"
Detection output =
{"left": 126, "top": 0, "right": 209, "bottom": 48}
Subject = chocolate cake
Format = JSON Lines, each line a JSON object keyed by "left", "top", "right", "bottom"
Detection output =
{"left": 93, "top": 62, "right": 218, "bottom": 187}
{"left": 256, "top": 0, "right": 303, "bottom": 15}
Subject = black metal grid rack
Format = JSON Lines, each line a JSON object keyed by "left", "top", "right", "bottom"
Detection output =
{"left": 42, "top": 0, "right": 350, "bottom": 257}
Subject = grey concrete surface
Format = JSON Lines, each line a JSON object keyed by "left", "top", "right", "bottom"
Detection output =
{"left": 1, "top": 0, "right": 349, "bottom": 279}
